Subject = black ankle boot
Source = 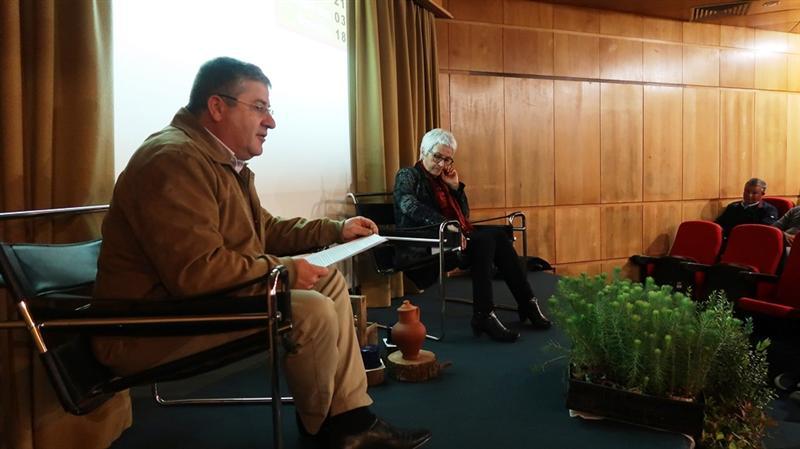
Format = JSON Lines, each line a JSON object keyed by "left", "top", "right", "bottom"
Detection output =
{"left": 471, "top": 311, "right": 519, "bottom": 342}
{"left": 518, "top": 298, "right": 552, "bottom": 329}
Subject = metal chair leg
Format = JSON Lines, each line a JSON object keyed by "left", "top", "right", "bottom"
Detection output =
{"left": 151, "top": 383, "right": 294, "bottom": 406}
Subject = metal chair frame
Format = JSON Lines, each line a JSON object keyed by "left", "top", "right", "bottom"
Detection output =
{"left": 346, "top": 192, "right": 528, "bottom": 341}
{"left": 0, "top": 205, "right": 294, "bottom": 448}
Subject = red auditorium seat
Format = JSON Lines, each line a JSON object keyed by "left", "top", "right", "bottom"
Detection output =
{"left": 763, "top": 196, "right": 796, "bottom": 219}
{"left": 629, "top": 220, "right": 723, "bottom": 293}
{"left": 694, "top": 224, "right": 785, "bottom": 301}
{"left": 737, "top": 237, "right": 800, "bottom": 334}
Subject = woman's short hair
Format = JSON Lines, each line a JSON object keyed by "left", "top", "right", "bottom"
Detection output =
{"left": 187, "top": 57, "right": 271, "bottom": 114}
{"left": 419, "top": 128, "right": 458, "bottom": 160}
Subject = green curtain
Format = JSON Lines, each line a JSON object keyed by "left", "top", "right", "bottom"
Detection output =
{"left": 348, "top": 0, "right": 441, "bottom": 303}
{"left": 0, "top": 1, "right": 131, "bottom": 448}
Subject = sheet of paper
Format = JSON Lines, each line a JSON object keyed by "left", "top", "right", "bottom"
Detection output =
{"left": 300, "top": 234, "right": 388, "bottom": 267}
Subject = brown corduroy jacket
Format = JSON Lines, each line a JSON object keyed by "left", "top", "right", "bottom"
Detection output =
{"left": 94, "top": 108, "right": 344, "bottom": 300}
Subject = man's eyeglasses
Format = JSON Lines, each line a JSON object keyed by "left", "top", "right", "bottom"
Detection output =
{"left": 431, "top": 152, "right": 454, "bottom": 167}
{"left": 215, "top": 93, "right": 274, "bottom": 116}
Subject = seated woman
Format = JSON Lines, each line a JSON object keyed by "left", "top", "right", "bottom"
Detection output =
{"left": 393, "top": 128, "right": 551, "bottom": 343}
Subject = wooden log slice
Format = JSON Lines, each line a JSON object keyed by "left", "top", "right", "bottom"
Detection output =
{"left": 387, "top": 349, "right": 440, "bottom": 382}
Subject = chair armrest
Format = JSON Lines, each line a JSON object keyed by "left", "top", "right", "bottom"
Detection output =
{"left": 629, "top": 255, "right": 658, "bottom": 266}
{"left": 682, "top": 261, "right": 711, "bottom": 272}
{"left": 472, "top": 211, "right": 523, "bottom": 226}
{"left": 738, "top": 271, "right": 779, "bottom": 284}
{"left": 30, "top": 268, "right": 293, "bottom": 336}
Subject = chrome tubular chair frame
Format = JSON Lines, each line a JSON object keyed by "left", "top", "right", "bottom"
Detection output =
{"left": 347, "top": 192, "right": 530, "bottom": 340}
{"left": 0, "top": 205, "right": 294, "bottom": 449}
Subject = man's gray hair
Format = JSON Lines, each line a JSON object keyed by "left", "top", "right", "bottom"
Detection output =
{"left": 745, "top": 178, "right": 767, "bottom": 191}
{"left": 419, "top": 128, "right": 457, "bottom": 160}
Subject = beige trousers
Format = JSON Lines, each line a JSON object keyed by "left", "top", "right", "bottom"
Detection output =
{"left": 92, "top": 269, "right": 373, "bottom": 434}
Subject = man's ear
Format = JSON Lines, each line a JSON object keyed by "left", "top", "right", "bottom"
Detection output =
{"left": 206, "top": 96, "right": 226, "bottom": 122}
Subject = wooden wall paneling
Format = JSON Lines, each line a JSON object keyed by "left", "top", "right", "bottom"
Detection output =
{"left": 439, "top": 73, "right": 451, "bottom": 130}
{"left": 788, "top": 94, "right": 800, "bottom": 196}
{"left": 503, "top": 29, "right": 554, "bottom": 76}
{"left": 720, "top": 25, "right": 754, "bottom": 49}
{"left": 643, "top": 85, "right": 682, "bottom": 201}
{"left": 643, "top": 42, "right": 682, "bottom": 84}
{"left": 683, "top": 87, "right": 720, "bottom": 199}
{"left": 554, "top": 80, "right": 601, "bottom": 205}
{"left": 682, "top": 200, "right": 721, "bottom": 221}
{"left": 755, "top": 52, "right": 788, "bottom": 91}
{"left": 755, "top": 91, "right": 788, "bottom": 195}
{"left": 554, "top": 33, "right": 600, "bottom": 78}
{"left": 554, "top": 205, "right": 601, "bottom": 263}
{"left": 554, "top": 262, "right": 603, "bottom": 277}
{"left": 601, "top": 258, "right": 638, "bottom": 280}
{"left": 552, "top": 4, "right": 599, "bottom": 33}
{"left": 469, "top": 208, "right": 508, "bottom": 222}
{"left": 600, "top": 38, "right": 643, "bottom": 81}
{"left": 448, "top": 0, "right": 503, "bottom": 23}
{"left": 755, "top": 29, "right": 789, "bottom": 51}
{"left": 719, "top": 49, "right": 755, "bottom": 89}
{"left": 683, "top": 45, "right": 720, "bottom": 86}
{"left": 599, "top": 11, "right": 642, "bottom": 38}
{"left": 789, "top": 55, "right": 800, "bottom": 92}
{"left": 643, "top": 201, "right": 683, "bottom": 256}
{"left": 683, "top": 22, "right": 720, "bottom": 46}
{"left": 503, "top": 0, "right": 553, "bottom": 28}
{"left": 504, "top": 78, "right": 554, "bottom": 207}
{"left": 448, "top": 23, "right": 503, "bottom": 72}
{"left": 641, "top": 17, "right": 682, "bottom": 42}
{"left": 509, "top": 207, "right": 555, "bottom": 262}
{"left": 719, "top": 89, "right": 755, "bottom": 198}
{"left": 449, "top": 74, "right": 506, "bottom": 208}
{"left": 601, "top": 83, "right": 643, "bottom": 203}
{"left": 437, "top": 21, "right": 449, "bottom": 70}
{"left": 790, "top": 34, "right": 800, "bottom": 54}
{"left": 601, "top": 204, "right": 643, "bottom": 259}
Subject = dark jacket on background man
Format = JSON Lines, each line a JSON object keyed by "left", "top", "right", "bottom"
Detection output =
{"left": 715, "top": 200, "right": 778, "bottom": 237}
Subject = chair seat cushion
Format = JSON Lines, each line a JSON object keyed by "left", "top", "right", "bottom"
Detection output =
{"left": 738, "top": 297, "right": 797, "bottom": 318}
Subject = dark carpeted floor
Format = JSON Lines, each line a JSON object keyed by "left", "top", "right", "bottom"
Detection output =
{"left": 109, "top": 272, "right": 800, "bottom": 449}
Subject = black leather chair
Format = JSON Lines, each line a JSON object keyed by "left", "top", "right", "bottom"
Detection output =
{"left": 346, "top": 192, "right": 528, "bottom": 340}
{"left": 0, "top": 206, "right": 293, "bottom": 449}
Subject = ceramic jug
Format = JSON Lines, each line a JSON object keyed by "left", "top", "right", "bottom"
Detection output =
{"left": 391, "top": 300, "right": 426, "bottom": 360}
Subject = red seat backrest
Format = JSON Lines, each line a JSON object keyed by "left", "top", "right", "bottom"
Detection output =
{"left": 763, "top": 196, "right": 795, "bottom": 218}
{"left": 720, "top": 224, "right": 784, "bottom": 274}
{"left": 669, "top": 220, "right": 723, "bottom": 265}
{"left": 776, "top": 237, "right": 800, "bottom": 307}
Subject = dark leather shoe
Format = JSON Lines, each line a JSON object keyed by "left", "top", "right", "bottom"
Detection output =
{"left": 471, "top": 311, "right": 519, "bottom": 342}
{"left": 518, "top": 298, "right": 552, "bottom": 329}
{"left": 332, "top": 417, "right": 431, "bottom": 449}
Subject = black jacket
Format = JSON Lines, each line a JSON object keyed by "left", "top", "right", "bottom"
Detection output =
{"left": 393, "top": 164, "right": 469, "bottom": 229}
{"left": 715, "top": 201, "right": 778, "bottom": 237}
{"left": 392, "top": 164, "right": 468, "bottom": 282}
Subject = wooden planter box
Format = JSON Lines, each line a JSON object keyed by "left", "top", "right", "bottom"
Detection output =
{"left": 566, "top": 374, "right": 704, "bottom": 442}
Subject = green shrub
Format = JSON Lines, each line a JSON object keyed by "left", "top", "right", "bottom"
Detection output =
{"left": 548, "top": 272, "right": 774, "bottom": 448}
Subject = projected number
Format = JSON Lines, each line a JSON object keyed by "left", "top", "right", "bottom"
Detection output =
{"left": 334, "top": 0, "right": 346, "bottom": 43}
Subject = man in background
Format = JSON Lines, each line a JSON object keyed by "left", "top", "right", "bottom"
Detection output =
{"left": 92, "top": 57, "right": 431, "bottom": 449}
{"left": 715, "top": 178, "right": 778, "bottom": 237}
{"left": 774, "top": 204, "right": 800, "bottom": 248}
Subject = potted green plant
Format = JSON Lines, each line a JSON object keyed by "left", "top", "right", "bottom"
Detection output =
{"left": 548, "top": 272, "right": 774, "bottom": 449}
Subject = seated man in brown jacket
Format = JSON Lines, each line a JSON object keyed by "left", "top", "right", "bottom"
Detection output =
{"left": 92, "top": 57, "right": 430, "bottom": 449}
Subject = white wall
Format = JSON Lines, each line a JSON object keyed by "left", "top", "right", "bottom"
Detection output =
{"left": 113, "top": 0, "right": 351, "bottom": 219}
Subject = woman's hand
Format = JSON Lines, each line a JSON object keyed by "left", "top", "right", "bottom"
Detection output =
{"left": 442, "top": 166, "right": 459, "bottom": 190}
